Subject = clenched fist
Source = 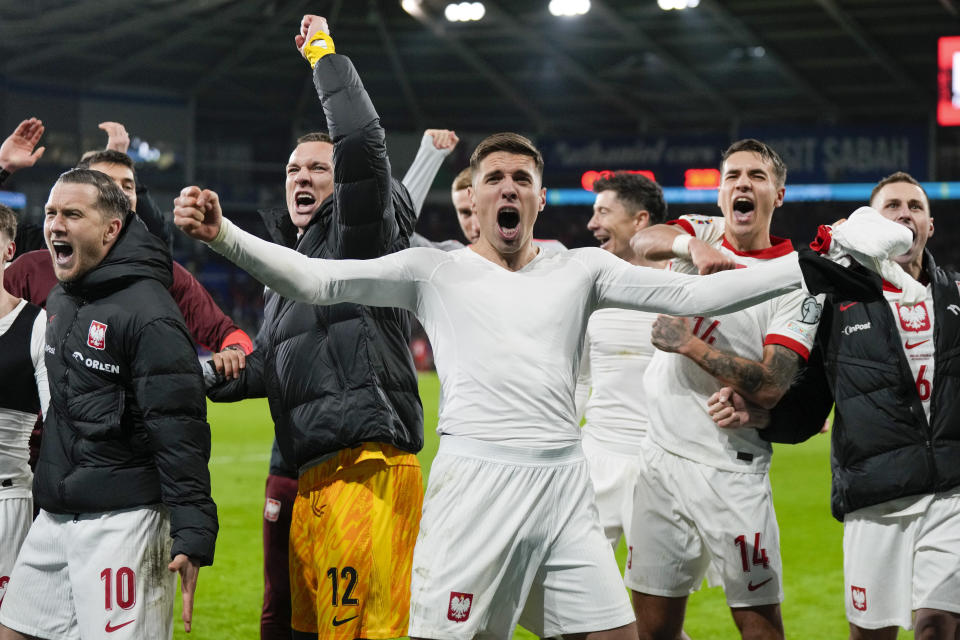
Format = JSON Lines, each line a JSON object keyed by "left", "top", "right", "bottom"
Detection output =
{"left": 174, "top": 186, "right": 223, "bottom": 243}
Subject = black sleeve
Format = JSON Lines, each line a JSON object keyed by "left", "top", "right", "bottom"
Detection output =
{"left": 760, "top": 332, "right": 835, "bottom": 444}
{"left": 206, "top": 347, "right": 268, "bottom": 401}
{"left": 132, "top": 318, "right": 218, "bottom": 565}
{"left": 13, "top": 221, "right": 45, "bottom": 257}
{"left": 135, "top": 186, "right": 174, "bottom": 248}
{"left": 313, "top": 54, "right": 403, "bottom": 259}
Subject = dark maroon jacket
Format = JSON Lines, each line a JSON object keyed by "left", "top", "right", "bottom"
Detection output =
{"left": 4, "top": 250, "right": 251, "bottom": 354}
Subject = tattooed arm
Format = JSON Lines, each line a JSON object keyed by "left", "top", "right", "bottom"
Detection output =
{"left": 650, "top": 314, "right": 802, "bottom": 409}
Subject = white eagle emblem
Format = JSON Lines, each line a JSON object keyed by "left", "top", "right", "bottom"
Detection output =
{"left": 898, "top": 303, "right": 928, "bottom": 331}
{"left": 87, "top": 320, "right": 108, "bottom": 350}
{"left": 447, "top": 592, "right": 473, "bottom": 621}
{"left": 851, "top": 585, "right": 867, "bottom": 612}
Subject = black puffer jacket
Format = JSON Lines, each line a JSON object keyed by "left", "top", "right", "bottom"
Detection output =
{"left": 209, "top": 54, "right": 422, "bottom": 474}
{"left": 763, "top": 251, "right": 960, "bottom": 521}
{"left": 38, "top": 213, "right": 217, "bottom": 565}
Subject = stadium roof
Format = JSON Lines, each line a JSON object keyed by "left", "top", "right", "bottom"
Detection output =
{"left": 1, "top": 0, "right": 956, "bottom": 135}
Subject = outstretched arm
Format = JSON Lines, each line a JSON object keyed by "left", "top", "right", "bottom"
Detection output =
{"left": 175, "top": 186, "right": 421, "bottom": 311}
{"left": 590, "top": 248, "right": 802, "bottom": 317}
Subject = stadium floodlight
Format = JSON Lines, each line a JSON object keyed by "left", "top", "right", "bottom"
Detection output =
{"left": 548, "top": 0, "right": 590, "bottom": 17}
{"left": 657, "top": 0, "right": 699, "bottom": 9}
{"left": 401, "top": 0, "right": 421, "bottom": 14}
{"left": 444, "top": 2, "right": 485, "bottom": 21}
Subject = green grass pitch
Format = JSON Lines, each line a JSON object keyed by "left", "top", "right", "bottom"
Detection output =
{"left": 174, "top": 372, "right": 909, "bottom": 639}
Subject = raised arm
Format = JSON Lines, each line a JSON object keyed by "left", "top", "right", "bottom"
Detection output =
{"left": 402, "top": 129, "right": 459, "bottom": 216}
{"left": 298, "top": 15, "right": 405, "bottom": 258}
{"left": 0, "top": 118, "right": 45, "bottom": 181}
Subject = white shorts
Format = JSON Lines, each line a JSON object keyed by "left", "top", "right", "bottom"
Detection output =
{"left": 625, "top": 444, "right": 783, "bottom": 607}
{"left": 582, "top": 432, "right": 644, "bottom": 549}
{"left": 408, "top": 436, "right": 635, "bottom": 639}
{"left": 0, "top": 506, "right": 176, "bottom": 640}
{"left": 844, "top": 490, "right": 960, "bottom": 630}
{"left": 0, "top": 496, "right": 32, "bottom": 604}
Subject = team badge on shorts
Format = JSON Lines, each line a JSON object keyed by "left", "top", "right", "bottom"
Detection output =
{"left": 264, "top": 498, "right": 281, "bottom": 522}
{"left": 447, "top": 592, "right": 473, "bottom": 622}
{"left": 851, "top": 585, "right": 867, "bottom": 612}
{"left": 87, "top": 320, "right": 108, "bottom": 350}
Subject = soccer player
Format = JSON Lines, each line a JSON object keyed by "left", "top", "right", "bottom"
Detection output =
{"left": 174, "top": 127, "right": 901, "bottom": 638}
{"left": 0, "top": 169, "right": 217, "bottom": 639}
{"left": 625, "top": 139, "right": 822, "bottom": 640}
{"left": 406, "top": 133, "right": 566, "bottom": 253}
{"left": 0, "top": 205, "right": 48, "bottom": 610}
{"left": 711, "top": 172, "right": 960, "bottom": 640}
{"left": 203, "top": 15, "right": 423, "bottom": 640}
{"left": 576, "top": 171, "right": 667, "bottom": 551}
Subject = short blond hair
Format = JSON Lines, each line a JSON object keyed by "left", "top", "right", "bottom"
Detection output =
{"left": 452, "top": 167, "right": 472, "bottom": 192}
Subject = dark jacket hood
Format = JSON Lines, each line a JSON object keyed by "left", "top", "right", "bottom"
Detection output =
{"left": 62, "top": 212, "right": 172, "bottom": 298}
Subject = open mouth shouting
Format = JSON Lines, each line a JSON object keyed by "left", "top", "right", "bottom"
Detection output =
{"left": 497, "top": 206, "right": 521, "bottom": 241}
{"left": 731, "top": 196, "right": 755, "bottom": 223}
{"left": 294, "top": 190, "right": 317, "bottom": 215}
{"left": 51, "top": 240, "right": 75, "bottom": 268}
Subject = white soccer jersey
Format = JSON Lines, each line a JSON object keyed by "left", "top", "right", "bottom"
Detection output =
{"left": 885, "top": 282, "right": 935, "bottom": 422}
{"left": 0, "top": 299, "right": 48, "bottom": 499}
{"left": 645, "top": 215, "right": 821, "bottom": 473}
{"left": 577, "top": 308, "right": 656, "bottom": 449}
{"left": 210, "top": 217, "right": 805, "bottom": 447}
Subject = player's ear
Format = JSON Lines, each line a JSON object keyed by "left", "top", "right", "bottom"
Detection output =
{"left": 633, "top": 210, "right": 650, "bottom": 231}
{"left": 538, "top": 187, "right": 546, "bottom": 212}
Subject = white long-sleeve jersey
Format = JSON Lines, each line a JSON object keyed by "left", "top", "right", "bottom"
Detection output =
{"left": 576, "top": 309, "right": 657, "bottom": 449}
{"left": 210, "top": 218, "right": 804, "bottom": 447}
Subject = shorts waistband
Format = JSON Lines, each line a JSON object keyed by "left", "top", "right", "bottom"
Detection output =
{"left": 299, "top": 442, "right": 419, "bottom": 488}
{"left": 438, "top": 435, "right": 583, "bottom": 465}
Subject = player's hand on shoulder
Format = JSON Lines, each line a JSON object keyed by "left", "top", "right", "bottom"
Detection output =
{"left": 689, "top": 237, "right": 738, "bottom": 275}
{"left": 174, "top": 186, "right": 223, "bottom": 243}
{"left": 211, "top": 347, "right": 245, "bottom": 380}
{"left": 651, "top": 314, "right": 694, "bottom": 354}
{"left": 707, "top": 387, "right": 770, "bottom": 430}
{"left": 425, "top": 129, "right": 459, "bottom": 150}
{"left": 0, "top": 117, "right": 45, "bottom": 173}
{"left": 99, "top": 121, "right": 130, "bottom": 153}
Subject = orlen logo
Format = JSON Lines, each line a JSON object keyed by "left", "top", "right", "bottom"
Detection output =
{"left": 843, "top": 322, "right": 871, "bottom": 336}
{"left": 73, "top": 351, "right": 120, "bottom": 374}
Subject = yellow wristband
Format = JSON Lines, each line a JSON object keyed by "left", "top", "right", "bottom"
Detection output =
{"left": 303, "top": 31, "right": 335, "bottom": 68}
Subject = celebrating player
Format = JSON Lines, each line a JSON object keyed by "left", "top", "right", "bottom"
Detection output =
{"left": 577, "top": 171, "right": 667, "bottom": 549}
{"left": 174, "top": 128, "right": 905, "bottom": 638}
{"left": 203, "top": 15, "right": 423, "bottom": 640}
{"left": 0, "top": 169, "right": 217, "bottom": 639}
{"left": 626, "top": 139, "right": 821, "bottom": 639}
